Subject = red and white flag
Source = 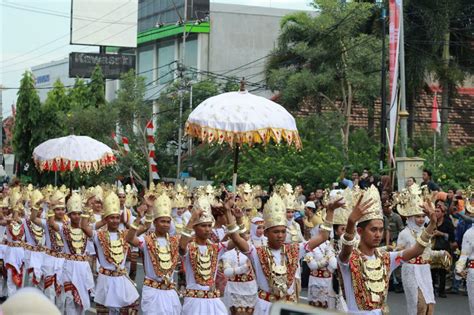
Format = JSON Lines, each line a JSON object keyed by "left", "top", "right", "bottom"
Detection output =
{"left": 122, "top": 136, "right": 130, "bottom": 153}
{"left": 431, "top": 93, "right": 441, "bottom": 134}
{"left": 146, "top": 120, "right": 159, "bottom": 180}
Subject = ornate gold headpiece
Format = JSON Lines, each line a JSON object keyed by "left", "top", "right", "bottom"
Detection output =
{"left": 153, "top": 194, "right": 172, "bottom": 219}
{"left": 50, "top": 190, "right": 66, "bottom": 210}
{"left": 263, "top": 194, "right": 286, "bottom": 230}
{"left": 329, "top": 188, "right": 352, "bottom": 225}
{"left": 103, "top": 192, "right": 120, "bottom": 218}
{"left": 192, "top": 195, "right": 214, "bottom": 226}
{"left": 31, "top": 189, "right": 44, "bottom": 209}
{"left": 67, "top": 193, "right": 83, "bottom": 214}
{"left": 358, "top": 185, "right": 383, "bottom": 223}
{"left": 9, "top": 188, "right": 22, "bottom": 210}
{"left": 393, "top": 184, "right": 424, "bottom": 217}
{"left": 172, "top": 194, "right": 189, "bottom": 208}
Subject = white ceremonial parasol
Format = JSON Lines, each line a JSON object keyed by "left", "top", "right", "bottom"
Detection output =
{"left": 185, "top": 84, "right": 301, "bottom": 190}
{"left": 33, "top": 135, "right": 116, "bottom": 174}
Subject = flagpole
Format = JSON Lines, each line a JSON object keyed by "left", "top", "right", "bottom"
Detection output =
{"left": 433, "top": 132, "right": 436, "bottom": 166}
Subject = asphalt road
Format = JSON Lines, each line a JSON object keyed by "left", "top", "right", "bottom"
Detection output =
{"left": 85, "top": 262, "right": 471, "bottom": 314}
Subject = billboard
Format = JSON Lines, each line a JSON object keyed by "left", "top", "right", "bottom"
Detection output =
{"left": 69, "top": 52, "right": 136, "bottom": 79}
{"left": 70, "top": 0, "right": 138, "bottom": 48}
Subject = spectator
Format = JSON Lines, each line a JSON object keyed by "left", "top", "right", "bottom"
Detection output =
{"left": 431, "top": 200, "right": 456, "bottom": 298}
{"left": 405, "top": 176, "right": 416, "bottom": 188}
{"left": 446, "top": 188, "right": 455, "bottom": 212}
{"left": 339, "top": 168, "right": 360, "bottom": 188}
{"left": 421, "top": 169, "right": 440, "bottom": 192}
{"left": 359, "top": 168, "right": 371, "bottom": 189}
{"left": 315, "top": 188, "right": 324, "bottom": 203}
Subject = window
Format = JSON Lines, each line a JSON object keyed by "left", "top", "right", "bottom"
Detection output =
{"left": 178, "top": 37, "right": 198, "bottom": 70}
{"left": 138, "top": 45, "right": 154, "bottom": 85}
{"left": 158, "top": 41, "right": 175, "bottom": 84}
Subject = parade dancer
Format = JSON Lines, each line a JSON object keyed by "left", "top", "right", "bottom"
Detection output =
{"left": 2, "top": 189, "right": 25, "bottom": 296}
{"left": 338, "top": 185, "right": 439, "bottom": 314}
{"left": 29, "top": 190, "right": 67, "bottom": 311}
{"left": 178, "top": 196, "right": 228, "bottom": 315}
{"left": 221, "top": 233, "right": 258, "bottom": 315}
{"left": 225, "top": 193, "right": 344, "bottom": 315}
{"left": 126, "top": 194, "right": 182, "bottom": 315}
{"left": 47, "top": 193, "right": 94, "bottom": 315}
{"left": 249, "top": 217, "right": 267, "bottom": 248}
{"left": 395, "top": 185, "right": 438, "bottom": 315}
{"left": 22, "top": 190, "right": 45, "bottom": 288}
{"left": 455, "top": 199, "right": 474, "bottom": 314}
{"left": 81, "top": 192, "right": 140, "bottom": 315}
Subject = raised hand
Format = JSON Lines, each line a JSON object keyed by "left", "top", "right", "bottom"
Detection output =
{"left": 348, "top": 193, "right": 375, "bottom": 223}
{"left": 136, "top": 204, "right": 147, "bottom": 218}
{"left": 326, "top": 196, "right": 345, "bottom": 212}
{"left": 421, "top": 201, "right": 437, "bottom": 227}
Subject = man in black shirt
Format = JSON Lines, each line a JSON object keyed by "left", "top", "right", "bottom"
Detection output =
{"left": 421, "top": 169, "right": 440, "bottom": 192}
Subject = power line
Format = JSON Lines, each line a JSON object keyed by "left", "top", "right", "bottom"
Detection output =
{"left": 1, "top": 0, "right": 148, "bottom": 71}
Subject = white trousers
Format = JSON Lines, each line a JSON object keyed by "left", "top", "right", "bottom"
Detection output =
{"left": 64, "top": 290, "right": 85, "bottom": 315}
{"left": 7, "top": 268, "right": 20, "bottom": 297}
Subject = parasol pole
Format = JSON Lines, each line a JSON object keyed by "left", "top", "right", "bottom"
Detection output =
{"left": 232, "top": 145, "right": 239, "bottom": 193}
{"left": 232, "top": 78, "right": 246, "bottom": 192}
{"left": 54, "top": 171, "right": 57, "bottom": 186}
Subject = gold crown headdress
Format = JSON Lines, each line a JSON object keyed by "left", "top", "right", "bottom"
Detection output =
{"left": 283, "top": 194, "right": 297, "bottom": 210}
{"left": 9, "top": 188, "right": 22, "bottom": 210}
{"left": 124, "top": 184, "right": 138, "bottom": 208}
{"left": 393, "top": 184, "right": 424, "bottom": 217}
{"left": 464, "top": 185, "right": 474, "bottom": 214}
{"left": 50, "top": 190, "right": 66, "bottom": 210}
{"left": 92, "top": 185, "right": 104, "bottom": 202}
{"left": 172, "top": 193, "right": 190, "bottom": 208}
{"left": 153, "top": 193, "right": 172, "bottom": 219}
{"left": 59, "top": 184, "right": 70, "bottom": 196}
{"left": 358, "top": 185, "right": 383, "bottom": 223}
{"left": 67, "top": 193, "right": 83, "bottom": 214}
{"left": 30, "top": 189, "right": 44, "bottom": 209}
{"left": 103, "top": 192, "right": 120, "bottom": 218}
{"left": 192, "top": 195, "right": 214, "bottom": 226}
{"left": 329, "top": 188, "right": 352, "bottom": 225}
{"left": 263, "top": 194, "right": 287, "bottom": 230}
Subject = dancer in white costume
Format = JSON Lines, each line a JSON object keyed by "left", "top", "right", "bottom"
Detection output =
{"left": 126, "top": 194, "right": 182, "bottom": 315}
{"left": 29, "top": 189, "right": 67, "bottom": 311}
{"left": 226, "top": 192, "right": 344, "bottom": 315}
{"left": 221, "top": 235, "right": 258, "bottom": 314}
{"left": 48, "top": 193, "right": 94, "bottom": 315}
{"left": 455, "top": 198, "right": 474, "bottom": 314}
{"left": 81, "top": 192, "right": 139, "bottom": 315}
{"left": 178, "top": 196, "right": 229, "bottom": 315}
{"left": 395, "top": 185, "right": 438, "bottom": 315}
{"left": 1, "top": 189, "right": 25, "bottom": 297}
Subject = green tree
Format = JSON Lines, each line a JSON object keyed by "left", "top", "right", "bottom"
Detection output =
{"left": 404, "top": 0, "right": 474, "bottom": 151}
{"left": 12, "top": 71, "right": 42, "bottom": 179}
{"left": 265, "top": 0, "right": 381, "bottom": 154}
{"left": 38, "top": 79, "right": 69, "bottom": 142}
{"left": 89, "top": 65, "right": 106, "bottom": 108}
{"left": 68, "top": 78, "right": 90, "bottom": 109}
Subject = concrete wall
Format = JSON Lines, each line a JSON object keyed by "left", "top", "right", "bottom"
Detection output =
{"left": 208, "top": 3, "right": 300, "bottom": 96}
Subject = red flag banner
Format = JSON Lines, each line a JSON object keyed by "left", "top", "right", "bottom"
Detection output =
{"left": 388, "top": 0, "right": 402, "bottom": 161}
{"left": 431, "top": 93, "right": 441, "bottom": 134}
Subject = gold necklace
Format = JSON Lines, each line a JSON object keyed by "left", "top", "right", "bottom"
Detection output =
{"left": 359, "top": 250, "right": 387, "bottom": 302}
{"left": 31, "top": 222, "right": 44, "bottom": 244}
{"left": 265, "top": 246, "right": 288, "bottom": 298}
{"left": 156, "top": 234, "right": 172, "bottom": 270}
{"left": 70, "top": 228, "right": 86, "bottom": 255}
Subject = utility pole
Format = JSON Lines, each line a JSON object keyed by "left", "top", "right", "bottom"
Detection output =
{"left": 378, "top": 1, "right": 387, "bottom": 170}
{"left": 176, "top": 0, "right": 187, "bottom": 179}
{"left": 440, "top": 30, "right": 450, "bottom": 153}
{"left": 398, "top": 6, "right": 408, "bottom": 157}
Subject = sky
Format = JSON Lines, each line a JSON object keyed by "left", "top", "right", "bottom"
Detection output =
{"left": 0, "top": 0, "right": 314, "bottom": 117}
